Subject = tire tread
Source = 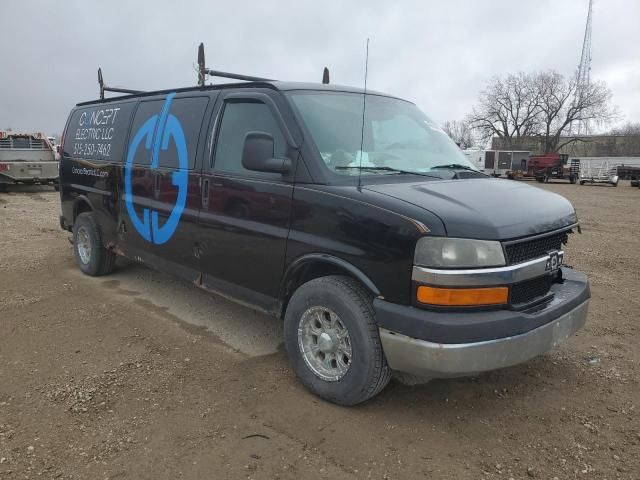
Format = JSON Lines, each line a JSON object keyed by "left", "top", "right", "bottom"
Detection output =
{"left": 327, "top": 276, "right": 391, "bottom": 401}
{"left": 285, "top": 275, "right": 391, "bottom": 405}
{"left": 74, "top": 212, "right": 116, "bottom": 276}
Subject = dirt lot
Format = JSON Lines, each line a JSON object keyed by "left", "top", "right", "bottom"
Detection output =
{"left": 0, "top": 181, "right": 638, "bottom": 480}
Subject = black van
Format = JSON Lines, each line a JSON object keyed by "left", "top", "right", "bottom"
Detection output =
{"left": 59, "top": 80, "right": 590, "bottom": 405}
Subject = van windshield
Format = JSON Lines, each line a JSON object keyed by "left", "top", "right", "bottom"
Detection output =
{"left": 287, "top": 91, "right": 477, "bottom": 176}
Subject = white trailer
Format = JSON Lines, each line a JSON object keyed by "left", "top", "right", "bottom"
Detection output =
{"left": 462, "top": 149, "right": 486, "bottom": 171}
{"left": 572, "top": 157, "right": 640, "bottom": 186}
{"left": 463, "top": 149, "right": 530, "bottom": 177}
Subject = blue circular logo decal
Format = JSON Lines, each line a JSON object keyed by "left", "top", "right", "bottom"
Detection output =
{"left": 124, "top": 93, "right": 188, "bottom": 245}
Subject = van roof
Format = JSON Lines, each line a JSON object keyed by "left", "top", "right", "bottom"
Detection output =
{"left": 76, "top": 80, "right": 406, "bottom": 107}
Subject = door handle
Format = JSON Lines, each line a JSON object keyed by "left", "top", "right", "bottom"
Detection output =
{"left": 154, "top": 173, "right": 161, "bottom": 198}
{"left": 202, "top": 178, "right": 209, "bottom": 208}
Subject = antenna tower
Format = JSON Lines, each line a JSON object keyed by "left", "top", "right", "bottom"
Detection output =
{"left": 570, "top": 0, "right": 593, "bottom": 136}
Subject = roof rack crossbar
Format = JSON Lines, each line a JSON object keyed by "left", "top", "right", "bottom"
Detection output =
{"left": 197, "top": 43, "right": 273, "bottom": 85}
{"left": 203, "top": 69, "right": 273, "bottom": 83}
{"left": 98, "top": 67, "right": 145, "bottom": 100}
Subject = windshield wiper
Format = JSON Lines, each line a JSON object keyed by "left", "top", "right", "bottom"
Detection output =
{"left": 430, "top": 164, "right": 484, "bottom": 173}
{"left": 335, "top": 166, "right": 440, "bottom": 178}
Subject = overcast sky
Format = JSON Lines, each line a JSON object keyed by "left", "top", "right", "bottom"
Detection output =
{"left": 1, "top": 0, "right": 638, "bottom": 135}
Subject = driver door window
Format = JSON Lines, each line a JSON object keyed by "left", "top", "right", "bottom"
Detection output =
{"left": 213, "top": 101, "right": 286, "bottom": 176}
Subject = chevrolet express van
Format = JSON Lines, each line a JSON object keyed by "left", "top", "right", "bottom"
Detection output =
{"left": 59, "top": 81, "right": 590, "bottom": 405}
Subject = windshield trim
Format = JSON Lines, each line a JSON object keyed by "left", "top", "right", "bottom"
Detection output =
{"left": 284, "top": 88, "right": 414, "bottom": 106}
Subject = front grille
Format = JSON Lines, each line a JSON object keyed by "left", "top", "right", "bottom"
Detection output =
{"left": 510, "top": 275, "right": 555, "bottom": 305}
{"left": 504, "top": 230, "right": 569, "bottom": 265}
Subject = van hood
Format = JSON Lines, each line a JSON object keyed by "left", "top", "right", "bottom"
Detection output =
{"left": 364, "top": 178, "right": 577, "bottom": 240}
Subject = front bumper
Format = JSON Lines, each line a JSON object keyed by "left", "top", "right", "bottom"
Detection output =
{"left": 377, "top": 268, "right": 590, "bottom": 378}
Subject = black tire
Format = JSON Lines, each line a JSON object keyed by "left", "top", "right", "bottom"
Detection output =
{"left": 580, "top": 181, "right": 586, "bottom": 185}
{"left": 284, "top": 275, "right": 391, "bottom": 406}
{"left": 54, "top": 182, "right": 60, "bottom": 192}
{"left": 72, "top": 212, "right": 116, "bottom": 276}
{"left": 569, "top": 175, "right": 576, "bottom": 184}
{"left": 535, "top": 177, "right": 544, "bottom": 183}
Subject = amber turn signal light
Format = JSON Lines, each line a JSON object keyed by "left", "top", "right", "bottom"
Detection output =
{"left": 416, "top": 285, "right": 508, "bottom": 306}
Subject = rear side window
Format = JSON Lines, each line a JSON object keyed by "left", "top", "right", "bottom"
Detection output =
{"left": 64, "top": 101, "right": 136, "bottom": 161}
{"left": 213, "top": 101, "right": 286, "bottom": 175}
{"left": 129, "top": 96, "right": 208, "bottom": 169}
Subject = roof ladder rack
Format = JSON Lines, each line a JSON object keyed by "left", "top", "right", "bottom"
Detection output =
{"left": 98, "top": 67, "right": 145, "bottom": 100}
{"left": 196, "top": 43, "right": 330, "bottom": 85}
{"left": 197, "top": 43, "right": 273, "bottom": 85}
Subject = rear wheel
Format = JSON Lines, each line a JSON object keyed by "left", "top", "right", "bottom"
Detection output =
{"left": 284, "top": 275, "right": 391, "bottom": 405}
{"left": 73, "top": 212, "right": 116, "bottom": 276}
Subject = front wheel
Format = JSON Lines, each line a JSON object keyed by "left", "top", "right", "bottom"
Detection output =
{"left": 73, "top": 212, "right": 116, "bottom": 276}
{"left": 284, "top": 276, "right": 391, "bottom": 405}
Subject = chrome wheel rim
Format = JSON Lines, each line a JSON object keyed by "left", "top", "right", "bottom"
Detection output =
{"left": 298, "top": 306, "right": 352, "bottom": 382}
{"left": 76, "top": 226, "right": 92, "bottom": 265}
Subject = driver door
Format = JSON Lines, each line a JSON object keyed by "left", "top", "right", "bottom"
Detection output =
{"left": 196, "top": 90, "right": 295, "bottom": 311}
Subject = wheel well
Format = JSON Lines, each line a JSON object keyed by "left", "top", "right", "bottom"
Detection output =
{"left": 73, "top": 199, "right": 93, "bottom": 222}
{"left": 278, "top": 259, "right": 377, "bottom": 320}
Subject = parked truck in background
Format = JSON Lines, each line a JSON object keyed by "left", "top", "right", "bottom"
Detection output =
{"left": 0, "top": 131, "right": 59, "bottom": 191}
{"left": 528, "top": 153, "right": 580, "bottom": 184}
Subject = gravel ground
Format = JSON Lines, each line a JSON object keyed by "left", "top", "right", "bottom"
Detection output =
{"left": 0, "top": 181, "right": 638, "bottom": 480}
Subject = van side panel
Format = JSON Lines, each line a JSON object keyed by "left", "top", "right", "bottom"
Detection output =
{"left": 117, "top": 93, "right": 215, "bottom": 279}
{"left": 60, "top": 101, "right": 137, "bottom": 246}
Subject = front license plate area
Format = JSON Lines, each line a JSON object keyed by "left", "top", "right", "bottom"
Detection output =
{"left": 545, "top": 251, "right": 564, "bottom": 273}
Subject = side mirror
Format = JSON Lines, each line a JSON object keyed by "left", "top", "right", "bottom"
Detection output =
{"left": 242, "top": 131, "right": 291, "bottom": 174}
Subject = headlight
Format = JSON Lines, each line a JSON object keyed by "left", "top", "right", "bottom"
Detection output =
{"left": 414, "top": 237, "right": 505, "bottom": 268}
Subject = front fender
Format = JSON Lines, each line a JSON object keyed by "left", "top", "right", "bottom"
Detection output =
{"left": 281, "top": 253, "right": 381, "bottom": 298}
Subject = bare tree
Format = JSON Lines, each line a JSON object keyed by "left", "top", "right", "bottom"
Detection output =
{"left": 466, "top": 70, "right": 616, "bottom": 153}
{"left": 608, "top": 122, "right": 640, "bottom": 155}
{"left": 535, "top": 71, "right": 616, "bottom": 153}
{"left": 609, "top": 121, "right": 640, "bottom": 135}
{"left": 466, "top": 72, "right": 541, "bottom": 146}
{"left": 441, "top": 120, "right": 476, "bottom": 149}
